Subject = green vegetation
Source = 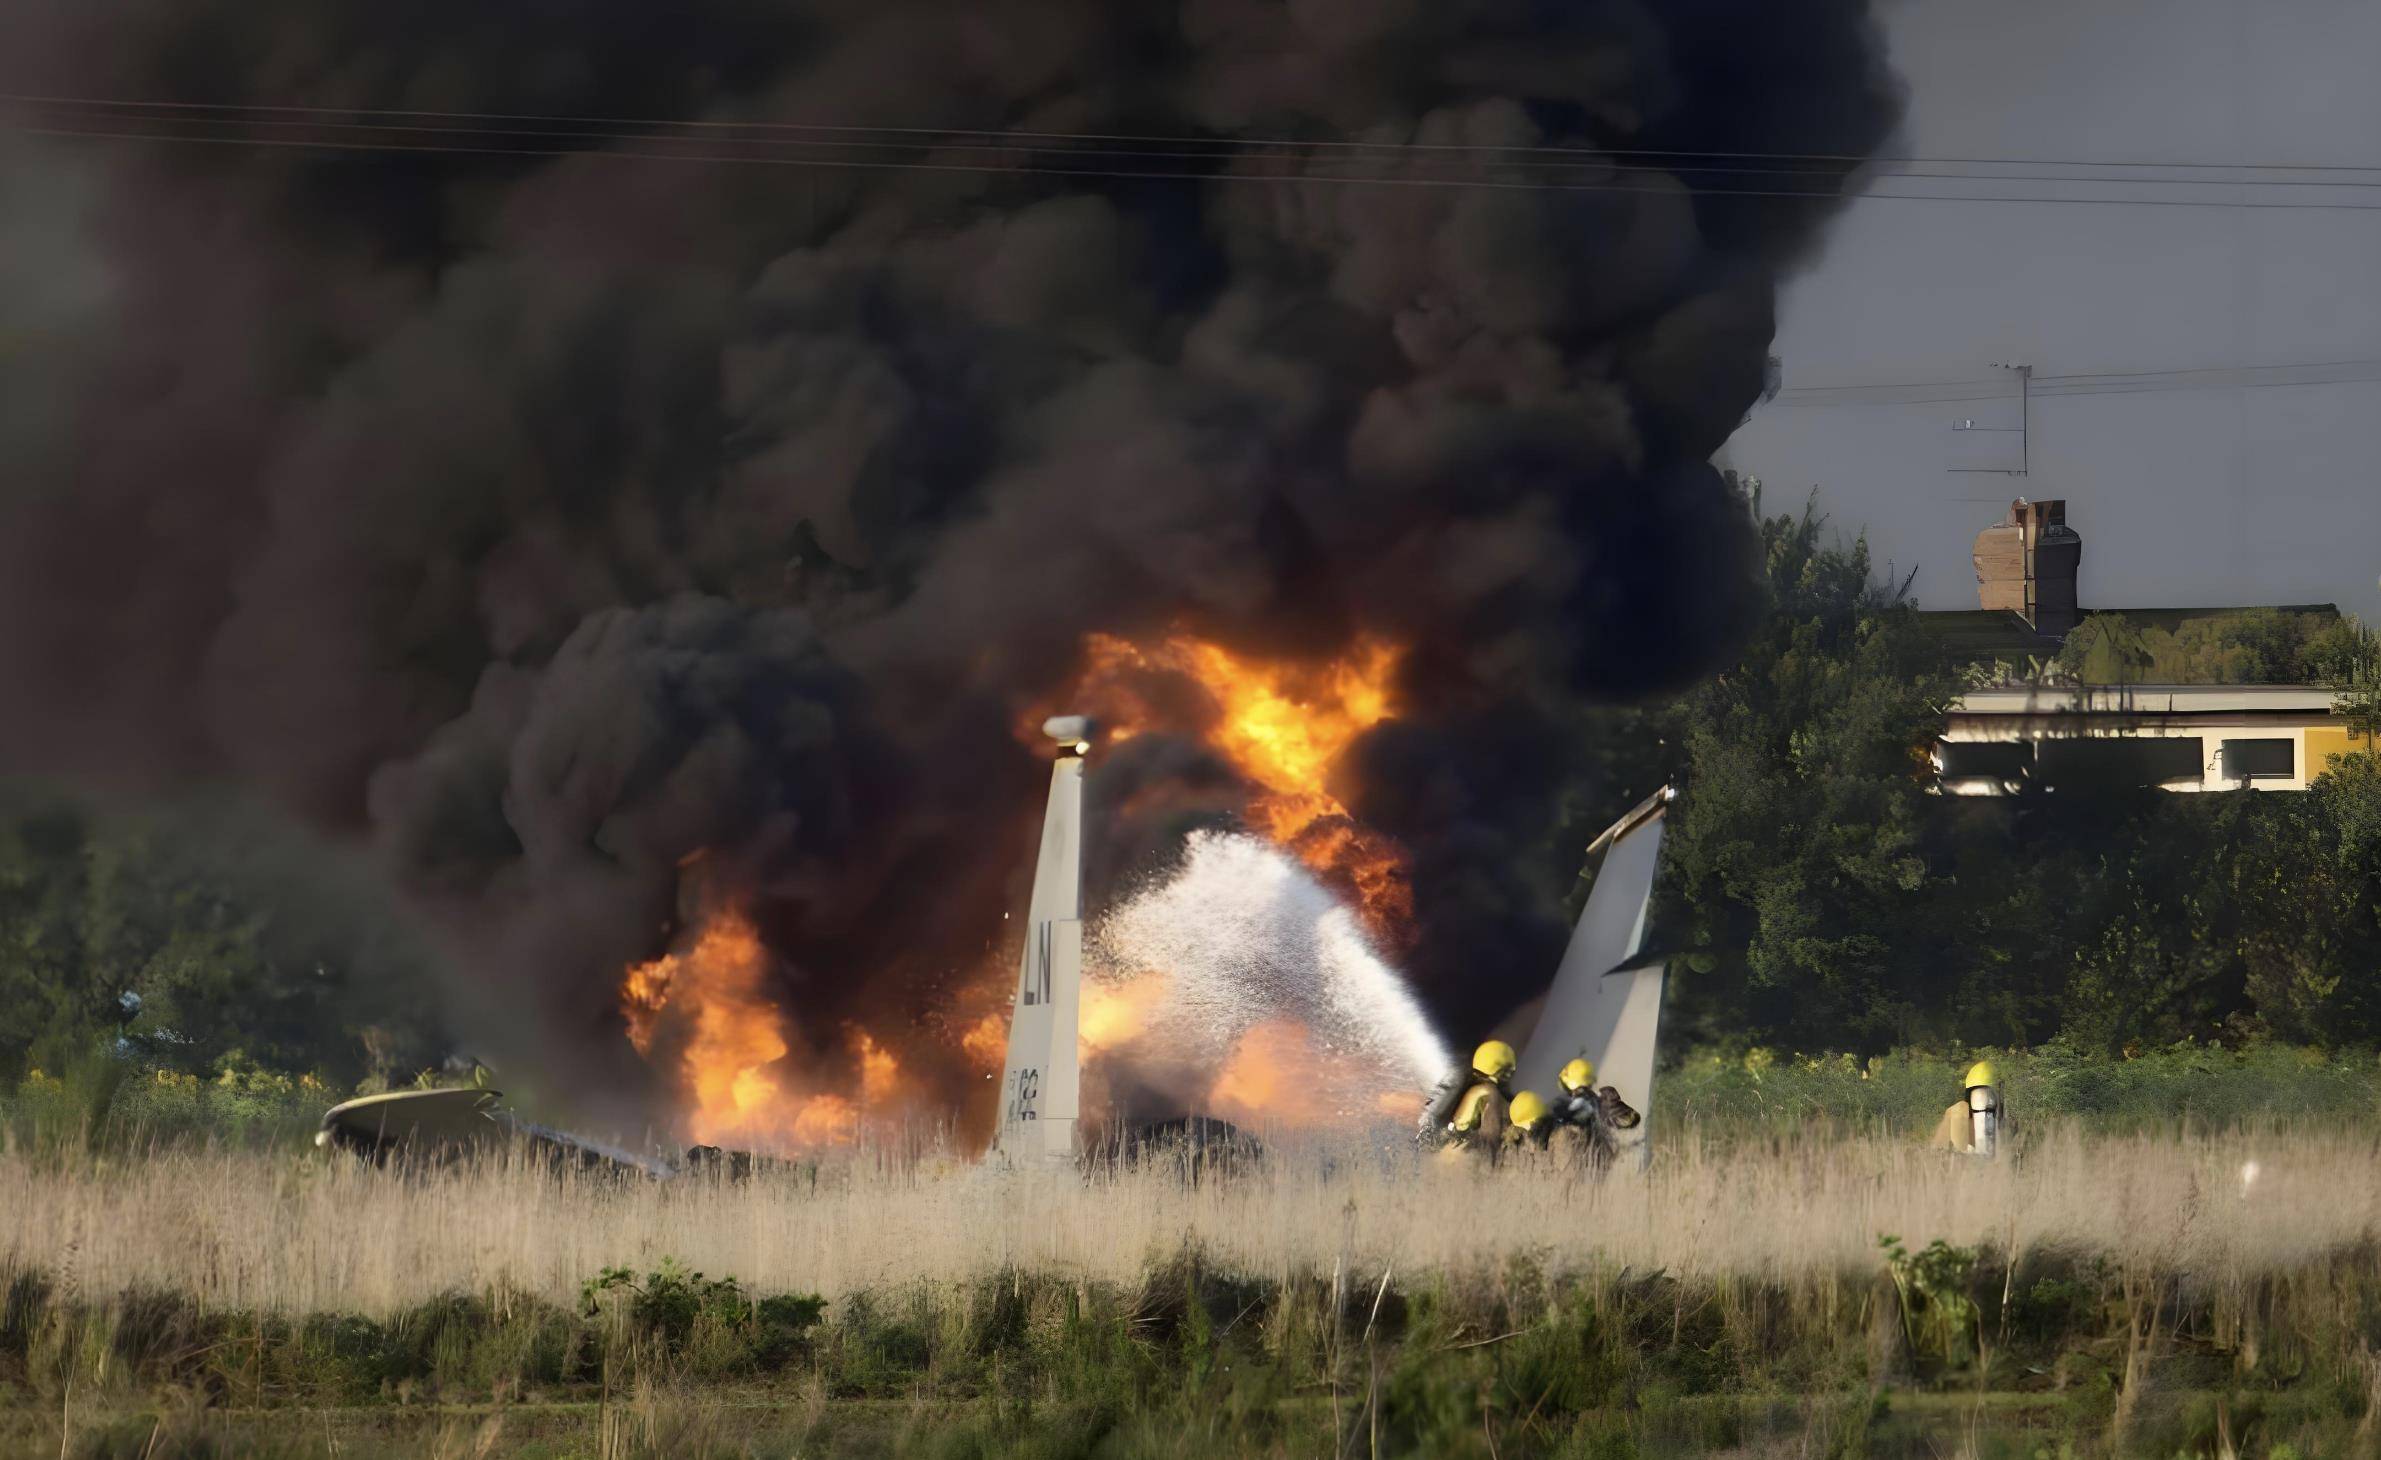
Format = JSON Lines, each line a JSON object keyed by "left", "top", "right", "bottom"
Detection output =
{"left": 8, "top": 1246, "right": 2379, "bottom": 1458}
{"left": 580, "top": 1260, "right": 825, "bottom": 1371}
{"left": 0, "top": 789, "right": 446, "bottom": 1090}
{"left": 2054, "top": 608, "right": 2376, "bottom": 688}
{"left": 1658, "top": 1041, "right": 2381, "bottom": 1134}
{"left": 1589, "top": 489, "right": 2381, "bottom": 1057}
{"left": 1878, "top": 1235, "right": 1979, "bottom": 1368}
{"left": 2, "top": 1057, "right": 328, "bottom": 1152}
{"left": 16, "top": 1041, "right": 2379, "bottom": 1160}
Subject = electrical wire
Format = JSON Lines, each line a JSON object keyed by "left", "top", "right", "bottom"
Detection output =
{"left": 1767, "top": 360, "right": 2381, "bottom": 409}
{"left": 19, "top": 99, "right": 2381, "bottom": 192}
{"left": 16, "top": 118, "right": 2381, "bottom": 212}
{"left": 10, "top": 90, "right": 2381, "bottom": 174}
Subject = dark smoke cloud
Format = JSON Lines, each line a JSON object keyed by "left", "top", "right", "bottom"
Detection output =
{"left": 0, "top": 0, "right": 1899, "bottom": 1124}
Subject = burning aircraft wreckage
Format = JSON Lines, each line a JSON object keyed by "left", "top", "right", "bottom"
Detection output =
{"left": 2, "top": 0, "right": 1898, "bottom": 1184}
{"left": 322, "top": 679, "right": 1677, "bottom": 1177}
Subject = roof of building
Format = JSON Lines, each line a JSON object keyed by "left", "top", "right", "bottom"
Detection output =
{"left": 1951, "top": 683, "right": 2345, "bottom": 716}
{"left": 1917, "top": 603, "right": 2344, "bottom": 676}
{"left": 1914, "top": 608, "right": 2064, "bottom": 665}
{"left": 2076, "top": 604, "right": 2341, "bottom": 631}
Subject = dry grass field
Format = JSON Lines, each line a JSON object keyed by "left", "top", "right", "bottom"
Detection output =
{"left": 7, "top": 1124, "right": 2381, "bottom": 1458}
{"left": 5, "top": 1123, "right": 2371, "bottom": 1313}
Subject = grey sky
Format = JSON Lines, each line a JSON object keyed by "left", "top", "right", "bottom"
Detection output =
{"left": 1724, "top": 0, "right": 2381, "bottom": 622}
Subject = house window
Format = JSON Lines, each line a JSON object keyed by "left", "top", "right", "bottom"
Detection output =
{"left": 2036, "top": 736, "right": 2205, "bottom": 789}
{"left": 2220, "top": 738, "right": 2294, "bottom": 781}
{"left": 1937, "top": 740, "right": 2032, "bottom": 780}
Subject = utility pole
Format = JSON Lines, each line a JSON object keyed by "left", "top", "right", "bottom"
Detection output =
{"left": 1949, "top": 361, "right": 2032, "bottom": 494}
{"left": 2012, "top": 361, "right": 2031, "bottom": 476}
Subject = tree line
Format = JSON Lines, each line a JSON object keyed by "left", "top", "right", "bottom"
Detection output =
{"left": 1615, "top": 487, "right": 2381, "bottom": 1055}
{"left": 0, "top": 791, "right": 444, "bottom": 1085}
{"left": 5, "top": 484, "right": 2377, "bottom": 1088}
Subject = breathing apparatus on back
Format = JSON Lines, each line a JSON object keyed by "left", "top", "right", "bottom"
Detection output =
{"left": 1963, "top": 1060, "right": 2000, "bottom": 1158}
{"left": 1417, "top": 1040, "right": 1521, "bottom": 1148}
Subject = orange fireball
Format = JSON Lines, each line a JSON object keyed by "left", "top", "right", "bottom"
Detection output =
{"left": 620, "top": 906, "right": 900, "bottom": 1150}
{"left": 1081, "top": 972, "right": 1169, "bottom": 1053}
{"left": 1072, "top": 630, "right": 1413, "bottom": 936}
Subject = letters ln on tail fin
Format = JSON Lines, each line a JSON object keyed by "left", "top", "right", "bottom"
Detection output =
{"left": 1518, "top": 785, "right": 1673, "bottom": 1163}
{"left": 992, "top": 717, "right": 1090, "bottom": 1165}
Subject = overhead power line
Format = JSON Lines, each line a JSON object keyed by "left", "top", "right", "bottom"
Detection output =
{"left": 9, "top": 94, "right": 2381, "bottom": 210}
{"left": 16, "top": 118, "right": 2381, "bottom": 212}
{"left": 10, "top": 91, "right": 2381, "bottom": 175}
{"left": 1767, "top": 360, "right": 2381, "bottom": 409}
{"left": 18, "top": 99, "right": 2381, "bottom": 192}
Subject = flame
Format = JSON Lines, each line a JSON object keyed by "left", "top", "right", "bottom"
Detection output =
{"left": 1206, "top": 1020, "right": 1306, "bottom": 1120}
{"left": 619, "top": 905, "right": 893, "bottom": 1149}
{"left": 957, "top": 974, "right": 1166, "bottom": 1073}
{"left": 856, "top": 1030, "right": 900, "bottom": 1106}
{"left": 621, "top": 958, "right": 677, "bottom": 1058}
{"left": 620, "top": 909, "right": 787, "bottom": 1144}
{"left": 1204, "top": 1020, "right": 1415, "bottom": 1131}
{"left": 1055, "top": 631, "right": 1425, "bottom": 1132}
{"left": 789, "top": 1094, "right": 859, "bottom": 1145}
{"left": 1081, "top": 973, "right": 1169, "bottom": 1053}
{"left": 960, "top": 1011, "right": 1009, "bottom": 1069}
{"left": 1289, "top": 819, "right": 1413, "bottom": 935}
{"left": 1178, "top": 635, "right": 1396, "bottom": 843}
{"left": 1074, "top": 631, "right": 1413, "bottom": 935}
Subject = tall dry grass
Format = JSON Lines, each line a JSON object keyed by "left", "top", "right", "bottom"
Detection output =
{"left": 6, "top": 1122, "right": 2372, "bottom": 1317}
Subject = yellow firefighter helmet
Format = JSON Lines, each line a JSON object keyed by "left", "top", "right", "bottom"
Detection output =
{"left": 1964, "top": 1060, "right": 1996, "bottom": 1090}
{"left": 1471, "top": 1040, "right": 1517, "bottom": 1083}
{"left": 1509, "top": 1090, "right": 1548, "bottom": 1131}
{"left": 1558, "top": 1057, "right": 1595, "bottom": 1093}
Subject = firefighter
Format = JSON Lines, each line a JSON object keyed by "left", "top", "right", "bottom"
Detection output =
{"left": 1929, "top": 1059, "right": 2002, "bottom": 1157}
{"left": 1418, "top": 1039, "right": 1518, "bottom": 1153}
{"left": 1544, "top": 1057, "right": 1640, "bottom": 1173}
{"left": 1549, "top": 1058, "right": 1642, "bottom": 1133}
{"left": 1552, "top": 1057, "right": 1597, "bottom": 1121}
{"left": 1505, "top": 1090, "right": 1551, "bottom": 1155}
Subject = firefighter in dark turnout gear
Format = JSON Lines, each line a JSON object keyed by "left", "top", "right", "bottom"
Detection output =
{"left": 1542, "top": 1057, "right": 1640, "bottom": 1173}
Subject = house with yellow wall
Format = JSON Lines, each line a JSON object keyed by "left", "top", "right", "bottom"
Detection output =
{"left": 1922, "top": 500, "right": 2372, "bottom": 797}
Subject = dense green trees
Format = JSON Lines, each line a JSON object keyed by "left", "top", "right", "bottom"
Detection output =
{"left": 1638, "top": 492, "right": 2381, "bottom": 1055}
{"left": 2055, "top": 607, "right": 2374, "bottom": 686}
{"left": 0, "top": 791, "right": 443, "bottom": 1084}
{"left": 1655, "top": 500, "right": 1952, "bottom": 1048}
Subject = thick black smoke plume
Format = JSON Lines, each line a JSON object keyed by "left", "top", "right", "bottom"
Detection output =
{"left": 0, "top": 0, "right": 1899, "bottom": 1127}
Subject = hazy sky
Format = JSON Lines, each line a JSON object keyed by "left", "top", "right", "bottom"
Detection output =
{"left": 1724, "top": 0, "right": 2381, "bottom": 622}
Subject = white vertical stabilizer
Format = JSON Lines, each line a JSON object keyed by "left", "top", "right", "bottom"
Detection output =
{"left": 1518, "top": 787, "right": 1672, "bottom": 1160}
{"left": 992, "top": 717, "right": 1089, "bottom": 1166}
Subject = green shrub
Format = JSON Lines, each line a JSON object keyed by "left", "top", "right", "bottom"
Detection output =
{"left": 581, "top": 1258, "right": 824, "bottom": 1375}
{"left": 1879, "top": 1235, "right": 1978, "bottom": 1369}
{"left": 1663, "top": 1041, "right": 2381, "bottom": 1138}
{"left": 8, "top": 1247, "right": 2381, "bottom": 1456}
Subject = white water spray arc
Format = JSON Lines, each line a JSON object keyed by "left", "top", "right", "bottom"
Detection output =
{"left": 1088, "top": 830, "right": 1452, "bottom": 1130}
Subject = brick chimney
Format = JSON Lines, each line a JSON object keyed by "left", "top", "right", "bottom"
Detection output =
{"left": 1973, "top": 498, "right": 2082, "bottom": 636}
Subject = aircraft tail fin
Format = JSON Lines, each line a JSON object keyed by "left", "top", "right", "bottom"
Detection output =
{"left": 991, "top": 718, "right": 1090, "bottom": 1166}
{"left": 1517, "top": 786, "right": 1673, "bottom": 1161}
